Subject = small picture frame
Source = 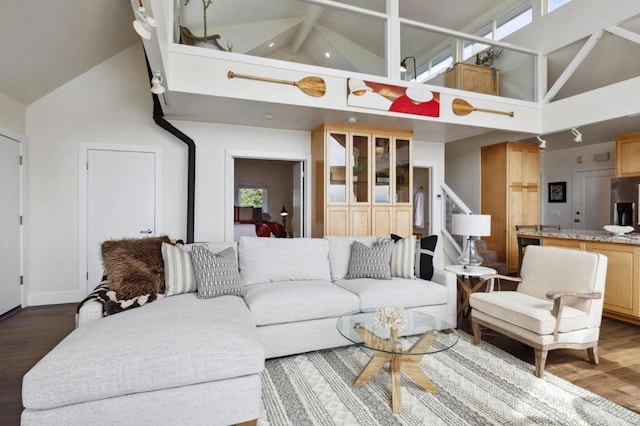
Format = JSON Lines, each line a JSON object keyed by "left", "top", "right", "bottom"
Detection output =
{"left": 548, "top": 181, "right": 566, "bottom": 203}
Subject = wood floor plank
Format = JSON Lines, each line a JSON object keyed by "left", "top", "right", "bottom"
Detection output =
{"left": 1, "top": 304, "right": 639, "bottom": 425}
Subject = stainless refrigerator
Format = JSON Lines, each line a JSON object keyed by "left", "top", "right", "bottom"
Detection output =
{"left": 611, "top": 177, "right": 640, "bottom": 232}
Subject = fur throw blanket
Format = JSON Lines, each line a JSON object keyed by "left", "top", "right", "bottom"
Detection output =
{"left": 101, "top": 235, "right": 171, "bottom": 299}
{"left": 76, "top": 280, "right": 163, "bottom": 326}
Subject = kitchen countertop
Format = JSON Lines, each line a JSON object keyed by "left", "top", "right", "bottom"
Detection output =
{"left": 516, "top": 229, "right": 640, "bottom": 245}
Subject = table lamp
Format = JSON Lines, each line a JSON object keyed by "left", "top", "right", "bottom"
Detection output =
{"left": 451, "top": 214, "right": 491, "bottom": 269}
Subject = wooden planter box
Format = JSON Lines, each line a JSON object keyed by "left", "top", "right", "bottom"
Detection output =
{"left": 445, "top": 62, "right": 500, "bottom": 96}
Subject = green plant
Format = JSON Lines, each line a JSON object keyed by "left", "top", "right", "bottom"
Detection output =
{"left": 475, "top": 47, "right": 503, "bottom": 67}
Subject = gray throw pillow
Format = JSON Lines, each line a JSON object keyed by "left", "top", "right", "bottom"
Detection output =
{"left": 191, "top": 245, "right": 245, "bottom": 299}
{"left": 345, "top": 240, "right": 393, "bottom": 280}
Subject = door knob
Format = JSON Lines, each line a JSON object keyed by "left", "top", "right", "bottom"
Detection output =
{"left": 140, "top": 228, "right": 153, "bottom": 234}
{"left": 574, "top": 219, "right": 581, "bottom": 223}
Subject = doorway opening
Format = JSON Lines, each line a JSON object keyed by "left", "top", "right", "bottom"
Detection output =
{"left": 226, "top": 151, "right": 307, "bottom": 241}
{"left": 413, "top": 166, "right": 432, "bottom": 237}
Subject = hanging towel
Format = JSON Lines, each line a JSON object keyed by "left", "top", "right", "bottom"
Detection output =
{"left": 414, "top": 188, "right": 424, "bottom": 228}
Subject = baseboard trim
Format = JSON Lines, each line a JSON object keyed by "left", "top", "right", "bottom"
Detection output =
{"left": 26, "top": 290, "right": 84, "bottom": 306}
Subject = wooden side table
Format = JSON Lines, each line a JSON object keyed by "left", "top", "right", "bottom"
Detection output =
{"left": 444, "top": 265, "right": 497, "bottom": 320}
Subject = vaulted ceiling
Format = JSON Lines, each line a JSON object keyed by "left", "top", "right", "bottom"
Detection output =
{"left": 1, "top": 0, "right": 639, "bottom": 150}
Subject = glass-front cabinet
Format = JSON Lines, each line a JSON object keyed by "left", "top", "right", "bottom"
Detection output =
{"left": 327, "top": 132, "right": 348, "bottom": 203}
{"left": 311, "top": 124, "right": 413, "bottom": 237}
{"left": 373, "top": 137, "right": 391, "bottom": 204}
{"left": 395, "top": 138, "right": 412, "bottom": 204}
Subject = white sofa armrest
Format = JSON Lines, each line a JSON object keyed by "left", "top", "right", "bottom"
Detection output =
{"left": 76, "top": 300, "right": 103, "bottom": 328}
{"left": 426, "top": 268, "right": 457, "bottom": 327}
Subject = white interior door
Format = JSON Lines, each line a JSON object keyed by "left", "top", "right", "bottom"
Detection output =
{"left": 0, "top": 135, "right": 21, "bottom": 315}
{"left": 572, "top": 168, "right": 614, "bottom": 230}
{"left": 84, "top": 148, "right": 159, "bottom": 294}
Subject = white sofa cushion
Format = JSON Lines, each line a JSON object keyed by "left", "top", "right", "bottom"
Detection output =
{"left": 470, "top": 291, "right": 590, "bottom": 335}
{"left": 326, "top": 236, "right": 378, "bottom": 281}
{"left": 243, "top": 280, "right": 360, "bottom": 326}
{"left": 239, "top": 237, "right": 331, "bottom": 285}
{"left": 22, "top": 294, "right": 263, "bottom": 410}
{"left": 334, "top": 277, "right": 448, "bottom": 311}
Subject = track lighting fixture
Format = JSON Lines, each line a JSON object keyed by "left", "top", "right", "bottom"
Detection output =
{"left": 133, "top": 1, "right": 156, "bottom": 40}
{"left": 150, "top": 72, "right": 165, "bottom": 95}
{"left": 571, "top": 127, "right": 583, "bottom": 143}
{"left": 536, "top": 135, "right": 547, "bottom": 150}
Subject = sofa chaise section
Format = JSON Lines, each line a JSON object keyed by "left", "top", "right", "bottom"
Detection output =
{"left": 22, "top": 294, "right": 263, "bottom": 426}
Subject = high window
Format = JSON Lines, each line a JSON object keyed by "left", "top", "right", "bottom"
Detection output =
{"left": 548, "top": 0, "right": 572, "bottom": 13}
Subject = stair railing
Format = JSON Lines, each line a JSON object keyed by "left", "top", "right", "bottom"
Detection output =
{"left": 440, "top": 183, "right": 472, "bottom": 262}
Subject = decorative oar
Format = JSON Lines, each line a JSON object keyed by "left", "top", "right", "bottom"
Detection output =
{"left": 227, "top": 71, "right": 326, "bottom": 97}
{"left": 452, "top": 98, "right": 514, "bottom": 117}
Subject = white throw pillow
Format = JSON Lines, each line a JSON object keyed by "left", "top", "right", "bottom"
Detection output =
{"left": 162, "top": 243, "right": 197, "bottom": 296}
{"left": 389, "top": 234, "right": 417, "bottom": 279}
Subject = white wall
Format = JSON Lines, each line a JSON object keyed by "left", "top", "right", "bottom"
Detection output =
{"left": 0, "top": 91, "right": 26, "bottom": 136}
{"left": 24, "top": 43, "right": 186, "bottom": 304}
{"left": 23, "top": 41, "right": 317, "bottom": 304}
{"left": 540, "top": 141, "right": 615, "bottom": 228}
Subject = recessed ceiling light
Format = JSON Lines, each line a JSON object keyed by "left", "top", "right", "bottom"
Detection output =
{"left": 347, "top": 116, "right": 357, "bottom": 124}
{"left": 268, "top": 42, "right": 275, "bottom": 48}
{"left": 264, "top": 113, "right": 273, "bottom": 120}
{"left": 325, "top": 52, "right": 331, "bottom": 58}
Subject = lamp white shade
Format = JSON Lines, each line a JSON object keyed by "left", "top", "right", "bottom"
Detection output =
{"left": 451, "top": 214, "right": 491, "bottom": 236}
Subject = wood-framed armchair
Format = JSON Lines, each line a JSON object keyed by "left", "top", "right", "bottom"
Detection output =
{"left": 469, "top": 245, "right": 608, "bottom": 378}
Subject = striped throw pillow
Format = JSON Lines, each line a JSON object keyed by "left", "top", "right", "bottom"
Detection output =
{"left": 191, "top": 245, "right": 245, "bottom": 299}
{"left": 162, "top": 243, "right": 197, "bottom": 296}
{"left": 389, "top": 234, "right": 417, "bottom": 279}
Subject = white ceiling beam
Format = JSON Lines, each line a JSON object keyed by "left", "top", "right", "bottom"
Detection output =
{"left": 291, "top": 5, "right": 323, "bottom": 54}
{"left": 543, "top": 30, "right": 603, "bottom": 103}
{"left": 606, "top": 25, "right": 640, "bottom": 45}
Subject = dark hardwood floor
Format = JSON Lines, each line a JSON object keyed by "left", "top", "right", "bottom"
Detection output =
{"left": 1, "top": 305, "right": 639, "bottom": 425}
{"left": 0, "top": 304, "right": 77, "bottom": 426}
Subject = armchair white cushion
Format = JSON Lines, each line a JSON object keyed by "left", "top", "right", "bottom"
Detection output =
{"left": 469, "top": 245, "right": 608, "bottom": 377}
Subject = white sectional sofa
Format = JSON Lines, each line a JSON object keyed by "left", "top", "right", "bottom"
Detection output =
{"left": 22, "top": 236, "right": 456, "bottom": 426}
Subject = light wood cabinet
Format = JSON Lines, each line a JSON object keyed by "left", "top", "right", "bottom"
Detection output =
{"left": 536, "top": 237, "right": 640, "bottom": 325}
{"left": 616, "top": 131, "right": 640, "bottom": 177}
{"left": 541, "top": 237, "right": 640, "bottom": 325}
{"left": 311, "top": 123, "right": 413, "bottom": 237}
{"left": 585, "top": 242, "right": 640, "bottom": 319}
{"left": 445, "top": 62, "right": 500, "bottom": 96}
{"left": 542, "top": 238, "right": 584, "bottom": 249}
{"left": 481, "top": 142, "right": 540, "bottom": 272}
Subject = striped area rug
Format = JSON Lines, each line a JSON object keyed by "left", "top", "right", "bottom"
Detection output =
{"left": 258, "top": 332, "right": 640, "bottom": 425}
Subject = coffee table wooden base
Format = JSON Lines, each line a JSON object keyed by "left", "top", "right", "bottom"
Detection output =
{"left": 353, "top": 327, "right": 438, "bottom": 413}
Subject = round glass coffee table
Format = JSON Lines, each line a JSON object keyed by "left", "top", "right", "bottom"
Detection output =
{"left": 336, "top": 310, "right": 458, "bottom": 413}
